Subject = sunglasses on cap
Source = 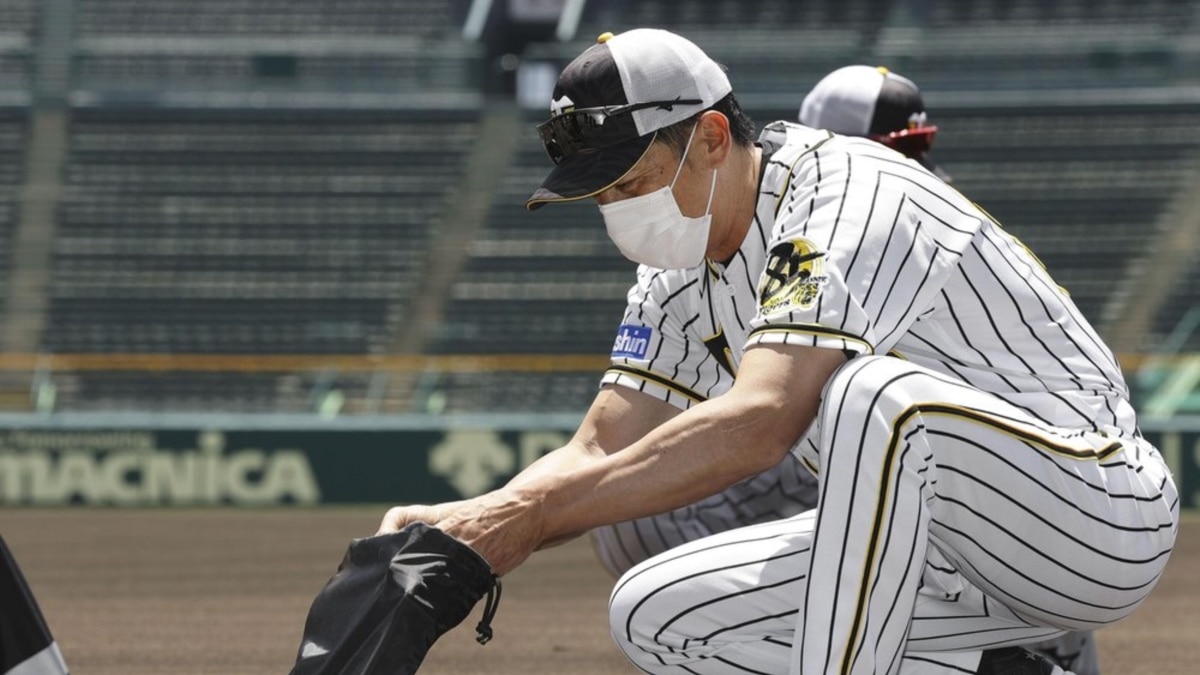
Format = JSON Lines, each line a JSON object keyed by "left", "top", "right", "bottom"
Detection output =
{"left": 537, "top": 98, "right": 703, "bottom": 165}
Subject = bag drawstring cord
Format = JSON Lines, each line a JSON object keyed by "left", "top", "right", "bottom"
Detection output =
{"left": 475, "top": 576, "right": 502, "bottom": 645}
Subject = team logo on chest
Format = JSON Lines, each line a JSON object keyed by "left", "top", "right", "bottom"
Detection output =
{"left": 758, "top": 238, "right": 829, "bottom": 313}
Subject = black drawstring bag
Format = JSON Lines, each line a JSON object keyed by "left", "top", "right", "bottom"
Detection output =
{"left": 290, "top": 522, "right": 501, "bottom": 675}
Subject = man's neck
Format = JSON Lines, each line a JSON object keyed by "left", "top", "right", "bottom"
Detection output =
{"left": 710, "top": 144, "right": 762, "bottom": 265}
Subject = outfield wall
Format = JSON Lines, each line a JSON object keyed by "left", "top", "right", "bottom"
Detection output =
{"left": 0, "top": 413, "right": 1196, "bottom": 508}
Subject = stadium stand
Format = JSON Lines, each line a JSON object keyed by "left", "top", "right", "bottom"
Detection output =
{"left": 0, "top": 0, "right": 34, "bottom": 92}
{"left": 432, "top": 111, "right": 629, "bottom": 357}
{"left": 873, "top": 0, "right": 1192, "bottom": 91}
{"left": 0, "top": 0, "right": 36, "bottom": 34}
{"left": 419, "top": 110, "right": 623, "bottom": 412}
{"left": 71, "top": 43, "right": 486, "bottom": 100}
{"left": 43, "top": 106, "right": 479, "bottom": 410}
{"left": 74, "top": 0, "right": 463, "bottom": 36}
{"left": 0, "top": 108, "right": 25, "bottom": 285}
{"left": 0, "top": 0, "right": 1196, "bottom": 414}
{"left": 50, "top": 107, "right": 477, "bottom": 355}
{"left": 71, "top": 0, "right": 482, "bottom": 98}
{"left": 526, "top": 0, "right": 888, "bottom": 96}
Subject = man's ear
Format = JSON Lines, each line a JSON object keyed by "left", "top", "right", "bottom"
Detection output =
{"left": 698, "top": 110, "right": 732, "bottom": 167}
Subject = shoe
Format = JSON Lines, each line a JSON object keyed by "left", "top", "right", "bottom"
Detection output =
{"left": 977, "top": 646, "right": 1074, "bottom": 675}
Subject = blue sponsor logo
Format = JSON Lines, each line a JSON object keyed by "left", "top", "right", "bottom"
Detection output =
{"left": 612, "top": 325, "right": 652, "bottom": 359}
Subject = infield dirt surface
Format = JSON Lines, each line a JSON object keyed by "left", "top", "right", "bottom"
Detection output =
{"left": 3, "top": 508, "right": 1195, "bottom": 674}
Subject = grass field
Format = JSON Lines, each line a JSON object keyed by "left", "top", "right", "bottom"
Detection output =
{"left": 2, "top": 508, "right": 1195, "bottom": 674}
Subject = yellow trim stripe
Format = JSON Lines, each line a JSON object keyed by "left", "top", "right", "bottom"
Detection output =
{"left": 839, "top": 402, "right": 1123, "bottom": 672}
{"left": 748, "top": 323, "right": 875, "bottom": 354}
{"left": 604, "top": 365, "right": 707, "bottom": 403}
{"left": 801, "top": 456, "right": 819, "bottom": 476}
{"left": 704, "top": 258, "right": 722, "bottom": 279}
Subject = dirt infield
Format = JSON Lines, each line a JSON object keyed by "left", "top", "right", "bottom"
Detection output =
{"left": 1, "top": 507, "right": 1195, "bottom": 674}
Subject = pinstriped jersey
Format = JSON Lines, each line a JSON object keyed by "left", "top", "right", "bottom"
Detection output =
{"left": 602, "top": 121, "right": 1136, "bottom": 441}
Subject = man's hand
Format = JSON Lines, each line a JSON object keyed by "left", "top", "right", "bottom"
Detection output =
{"left": 376, "top": 489, "right": 545, "bottom": 577}
{"left": 376, "top": 502, "right": 460, "bottom": 536}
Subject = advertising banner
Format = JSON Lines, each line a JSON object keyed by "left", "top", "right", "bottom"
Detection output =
{"left": 0, "top": 424, "right": 1194, "bottom": 507}
{"left": 0, "top": 426, "right": 576, "bottom": 506}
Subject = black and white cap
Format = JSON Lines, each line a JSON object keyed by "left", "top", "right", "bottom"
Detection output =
{"left": 526, "top": 29, "right": 731, "bottom": 209}
{"left": 799, "top": 65, "right": 948, "bottom": 181}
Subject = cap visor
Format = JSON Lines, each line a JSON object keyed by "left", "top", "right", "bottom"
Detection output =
{"left": 526, "top": 133, "right": 655, "bottom": 210}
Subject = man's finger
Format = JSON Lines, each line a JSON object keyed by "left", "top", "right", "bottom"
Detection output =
{"left": 376, "top": 506, "right": 408, "bottom": 535}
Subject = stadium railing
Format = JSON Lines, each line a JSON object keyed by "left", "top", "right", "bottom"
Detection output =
{"left": 0, "top": 352, "right": 610, "bottom": 415}
{"left": 0, "top": 350, "right": 1183, "bottom": 416}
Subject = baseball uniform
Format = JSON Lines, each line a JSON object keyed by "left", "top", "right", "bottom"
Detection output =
{"left": 606, "top": 121, "right": 1178, "bottom": 674}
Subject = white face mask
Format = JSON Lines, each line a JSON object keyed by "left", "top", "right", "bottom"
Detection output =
{"left": 599, "top": 124, "right": 718, "bottom": 269}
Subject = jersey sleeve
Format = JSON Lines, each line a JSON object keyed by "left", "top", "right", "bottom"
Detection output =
{"left": 600, "top": 266, "right": 729, "bottom": 411}
{"left": 747, "top": 141, "right": 983, "bottom": 356}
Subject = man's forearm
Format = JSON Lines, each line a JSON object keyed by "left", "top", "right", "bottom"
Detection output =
{"left": 504, "top": 441, "right": 610, "bottom": 548}
{"left": 505, "top": 386, "right": 681, "bottom": 492}
{"left": 522, "top": 390, "right": 796, "bottom": 546}
{"left": 504, "top": 440, "right": 601, "bottom": 490}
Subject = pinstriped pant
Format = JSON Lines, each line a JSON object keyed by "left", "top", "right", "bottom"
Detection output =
{"left": 609, "top": 356, "right": 1178, "bottom": 675}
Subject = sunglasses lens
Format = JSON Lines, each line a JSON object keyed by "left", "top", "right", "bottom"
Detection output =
{"left": 544, "top": 139, "right": 565, "bottom": 164}
{"left": 538, "top": 123, "right": 560, "bottom": 164}
{"left": 538, "top": 101, "right": 674, "bottom": 163}
{"left": 539, "top": 113, "right": 594, "bottom": 164}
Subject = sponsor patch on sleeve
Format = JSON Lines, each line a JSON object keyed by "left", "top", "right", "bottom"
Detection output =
{"left": 611, "top": 324, "right": 652, "bottom": 359}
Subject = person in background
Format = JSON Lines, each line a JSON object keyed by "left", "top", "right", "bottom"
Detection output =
{"left": 800, "top": 64, "right": 950, "bottom": 182}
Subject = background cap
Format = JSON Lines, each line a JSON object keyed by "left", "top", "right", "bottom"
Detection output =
{"left": 799, "top": 65, "right": 948, "bottom": 180}
{"left": 527, "top": 28, "right": 732, "bottom": 209}
{"left": 799, "top": 65, "right": 927, "bottom": 136}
